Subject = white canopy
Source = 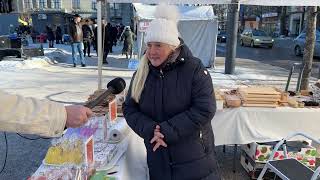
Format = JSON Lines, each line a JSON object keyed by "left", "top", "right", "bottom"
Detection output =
{"left": 108, "top": 0, "right": 320, "bottom": 6}
{"left": 134, "top": 4, "right": 218, "bottom": 67}
{"left": 134, "top": 3, "right": 215, "bottom": 21}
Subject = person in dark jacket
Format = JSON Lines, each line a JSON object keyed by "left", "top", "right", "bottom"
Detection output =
{"left": 111, "top": 25, "right": 118, "bottom": 46}
{"left": 46, "top": 25, "right": 55, "bottom": 48}
{"left": 123, "top": 4, "right": 220, "bottom": 180}
{"left": 91, "top": 19, "right": 97, "bottom": 51}
{"left": 69, "top": 14, "right": 86, "bottom": 67}
{"left": 82, "top": 19, "right": 93, "bottom": 57}
{"left": 93, "top": 21, "right": 98, "bottom": 53}
{"left": 103, "top": 22, "right": 113, "bottom": 64}
{"left": 55, "top": 26, "right": 62, "bottom": 44}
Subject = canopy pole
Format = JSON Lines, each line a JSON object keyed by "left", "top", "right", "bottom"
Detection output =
{"left": 225, "top": 0, "right": 239, "bottom": 74}
{"left": 97, "top": 0, "right": 103, "bottom": 90}
{"left": 138, "top": 32, "right": 144, "bottom": 59}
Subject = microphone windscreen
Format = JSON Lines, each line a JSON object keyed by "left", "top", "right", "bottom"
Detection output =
{"left": 107, "top": 77, "right": 126, "bottom": 94}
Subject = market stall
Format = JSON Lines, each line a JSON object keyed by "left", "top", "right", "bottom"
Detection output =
{"left": 28, "top": 84, "right": 320, "bottom": 179}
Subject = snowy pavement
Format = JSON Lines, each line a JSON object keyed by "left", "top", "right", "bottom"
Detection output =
{"left": 0, "top": 42, "right": 135, "bottom": 104}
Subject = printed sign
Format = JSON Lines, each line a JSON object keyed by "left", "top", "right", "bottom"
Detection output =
{"left": 109, "top": 99, "right": 117, "bottom": 123}
{"left": 139, "top": 21, "right": 150, "bottom": 32}
{"left": 85, "top": 136, "right": 94, "bottom": 165}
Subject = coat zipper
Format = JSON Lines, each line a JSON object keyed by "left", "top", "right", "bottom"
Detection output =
{"left": 159, "top": 68, "right": 173, "bottom": 178}
{"left": 160, "top": 69, "right": 164, "bottom": 78}
{"left": 199, "top": 126, "right": 207, "bottom": 153}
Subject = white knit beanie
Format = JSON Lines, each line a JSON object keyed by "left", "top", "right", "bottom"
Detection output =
{"left": 144, "top": 4, "right": 180, "bottom": 47}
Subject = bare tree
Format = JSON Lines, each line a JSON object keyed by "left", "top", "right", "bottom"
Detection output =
{"left": 211, "top": 4, "right": 228, "bottom": 29}
{"left": 301, "top": 6, "right": 318, "bottom": 90}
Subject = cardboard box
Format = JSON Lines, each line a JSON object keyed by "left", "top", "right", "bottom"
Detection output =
{"left": 240, "top": 150, "right": 279, "bottom": 179}
{"left": 241, "top": 141, "right": 317, "bottom": 167}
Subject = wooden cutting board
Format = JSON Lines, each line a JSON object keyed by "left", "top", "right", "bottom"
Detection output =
{"left": 242, "top": 100, "right": 279, "bottom": 104}
{"left": 241, "top": 97, "right": 280, "bottom": 102}
{"left": 239, "top": 91, "right": 281, "bottom": 99}
{"left": 242, "top": 103, "right": 278, "bottom": 108}
{"left": 238, "top": 87, "right": 281, "bottom": 95}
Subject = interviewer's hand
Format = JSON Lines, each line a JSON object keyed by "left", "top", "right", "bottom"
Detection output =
{"left": 65, "top": 105, "right": 93, "bottom": 128}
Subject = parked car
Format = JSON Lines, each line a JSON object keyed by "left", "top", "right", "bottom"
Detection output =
{"left": 240, "top": 29, "right": 274, "bottom": 48}
{"left": 217, "top": 31, "right": 227, "bottom": 43}
{"left": 293, "top": 33, "right": 320, "bottom": 57}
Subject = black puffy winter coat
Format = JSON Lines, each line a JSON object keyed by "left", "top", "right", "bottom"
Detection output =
{"left": 123, "top": 43, "right": 219, "bottom": 180}
{"left": 82, "top": 24, "right": 93, "bottom": 40}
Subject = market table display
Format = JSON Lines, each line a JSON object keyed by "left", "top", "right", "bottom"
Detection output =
{"left": 30, "top": 116, "right": 131, "bottom": 180}
{"left": 213, "top": 87, "right": 320, "bottom": 146}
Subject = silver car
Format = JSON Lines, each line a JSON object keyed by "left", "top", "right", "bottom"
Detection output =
{"left": 240, "top": 29, "right": 274, "bottom": 48}
{"left": 293, "top": 33, "right": 320, "bottom": 57}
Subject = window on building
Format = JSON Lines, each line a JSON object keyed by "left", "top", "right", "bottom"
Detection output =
{"left": 109, "top": 3, "right": 121, "bottom": 17}
{"left": 52, "top": 0, "right": 61, "bottom": 9}
{"left": 72, "top": 0, "right": 80, "bottom": 9}
{"left": 92, "top": 0, "right": 97, "bottom": 10}
{"left": 39, "top": 0, "right": 46, "bottom": 9}
{"left": 24, "top": 0, "right": 32, "bottom": 9}
{"left": 0, "top": 0, "right": 13, "bottom": 12}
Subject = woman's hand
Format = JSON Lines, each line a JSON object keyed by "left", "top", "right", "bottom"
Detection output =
{"left": 150, "top": 125, "right": 167, "bottom": 152}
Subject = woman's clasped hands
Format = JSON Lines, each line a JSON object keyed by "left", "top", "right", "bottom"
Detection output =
{"left": 150, "top": 125, "right": 168, "bottom": 152}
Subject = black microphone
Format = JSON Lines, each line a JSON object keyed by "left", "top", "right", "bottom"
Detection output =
{"left": 84, "top": 77, "right": 126, "bottom": 109}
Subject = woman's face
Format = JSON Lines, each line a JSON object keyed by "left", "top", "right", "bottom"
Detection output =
{"left": 146, "top": 42, "right": 174, "bottom": 67}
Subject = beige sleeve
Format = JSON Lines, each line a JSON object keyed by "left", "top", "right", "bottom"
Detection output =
{"left": 0, "top": 90, "right": 67, "bottom": 137}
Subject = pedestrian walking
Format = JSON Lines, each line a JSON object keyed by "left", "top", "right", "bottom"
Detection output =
{"left": 103, "top": 22, "right": 113, "bottom": 64}
{"left": 120, "top": 26, "right": 135, "bottom": 59}
{"left": 69, "top": 14, "right": 86, "bottom": 67}
{"left": 46, "top": 25, "right": 55, "bottom": 48}
{"left": 55, "top": 26, "right": 62, "bottom": 44}
{"left": 82, "top": 19, "right": 93, "bottom": 57}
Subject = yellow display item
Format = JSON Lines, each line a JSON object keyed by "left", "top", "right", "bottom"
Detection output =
{"left": 44, "top": 139, "right": 84, "bottom": 165}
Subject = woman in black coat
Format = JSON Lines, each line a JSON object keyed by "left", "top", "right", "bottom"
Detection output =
{"left": 55, "top": 26, "right": 62, "bottom": 44}
{"left": 123, "top": 4, "right": 220, "bottom": 180}
{"left": 46, "top": 25, "right": 55, "bottom": 48}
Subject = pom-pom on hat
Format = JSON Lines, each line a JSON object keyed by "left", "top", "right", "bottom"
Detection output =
{"left": 144, "top": 4, "right": 180, "bottom": 47}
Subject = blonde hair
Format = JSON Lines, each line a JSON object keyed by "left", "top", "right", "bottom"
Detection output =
{"left": 131, "top": 55, "right": 150, "bottom": 103}
{"left": 131, "top": 45, "right": 177, "bottom": 103}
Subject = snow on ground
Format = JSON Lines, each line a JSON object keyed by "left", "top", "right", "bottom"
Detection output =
{"left": 0, "top": 42, "right": 135, "bottom": 105}
{"left": 0, "top": 40, "right": 316, "bottom": 101}
{"left": 210, "top": 57, "right": 318, "bottom": 91}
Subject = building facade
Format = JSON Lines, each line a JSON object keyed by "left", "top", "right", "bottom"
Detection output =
{"left": 7, "top": 1, "right": 133, "bottom": 34}
{"left": 106, "top": 3, "right": 133, "bottom": 26}
{"left": 288, "top": 6, "right": 320, "bottom": 36}
{"left": 15, "top": 0, "right": 97, "bottom": 34}
{"left": 287, "top": 6, "right": 305, "bottom": 36}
